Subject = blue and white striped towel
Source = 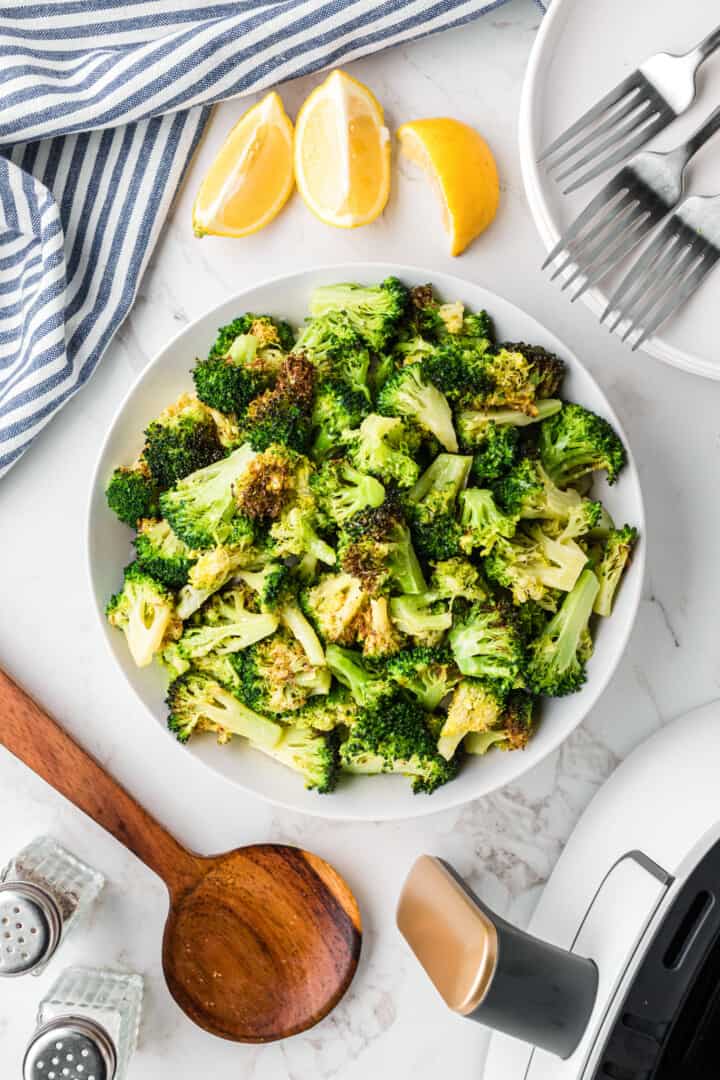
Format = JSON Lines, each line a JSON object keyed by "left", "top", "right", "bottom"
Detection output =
{"left": 0, "top": 0, "right": 540, "bottom": 478}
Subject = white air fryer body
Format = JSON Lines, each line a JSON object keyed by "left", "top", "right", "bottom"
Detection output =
{"left": 484, "top": 700, "right": 720, "bottom": 1080}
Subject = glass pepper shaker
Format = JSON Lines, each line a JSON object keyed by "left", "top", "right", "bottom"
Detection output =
{"left": 23, "top": 966, "right": 144, "bottom": 1080}
{"left": 0, "top": 836, "right": 104, "bottom": 976}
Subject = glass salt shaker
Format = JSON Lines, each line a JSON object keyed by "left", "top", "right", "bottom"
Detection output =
{"left": 0, "top": 836, "right": 104, "bottom": 976}
{"left": 23, "top": 966, "right": 144, "bottom": 1080}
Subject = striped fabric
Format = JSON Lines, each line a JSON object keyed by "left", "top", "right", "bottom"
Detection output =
{"left": 0, "top": 0, "right": 530, "bottom": 477}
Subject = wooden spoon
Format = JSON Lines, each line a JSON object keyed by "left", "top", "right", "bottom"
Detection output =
{"left": 0, "top": 668, "right": 361, "bottom": 1042}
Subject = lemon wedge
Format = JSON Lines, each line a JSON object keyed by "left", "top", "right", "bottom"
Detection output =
{"left": 294, "top": 69, "right": 391, "bottom": 228}
{"left": 193, "top": 91, "right": 294, "bottom": 238}
{"left": 397, "top": 118, "right": 499, "bottom": 255}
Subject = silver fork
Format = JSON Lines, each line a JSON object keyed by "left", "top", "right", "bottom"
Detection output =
{"left": 601, "top": 194, "right": 720, "bottom": 349}
{"left": 542, "top": 104, "right": 720, "bottom": 303}
{"left": 540, "top": 23, "right": 720, "bottom": 193}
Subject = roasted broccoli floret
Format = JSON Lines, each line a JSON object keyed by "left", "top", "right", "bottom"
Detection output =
{"left": 143, "top": 395, "right": 225, "bottom": 488}
{"left": 311, "top": 458, "right": 385, "bottom": 527}
{"left": 325, "top": 644, "right": 393, "bottom": 707}
{"left": 301, "top": 572, "right": 368, "bottom": 644}
{"left": 234, "top": 630, "right": 330, "bottom": 714}
{"left": 178, "top": 585, "right": 278, "bottom": 659}
{"left": 106, "top": 464, "right": 158, "bottom": 527}
{"left": 133, "top": 518, "right": 196, "bottom": 589}
{"left": 244, "top": 353, "right": 315, "bottom": 452}
{"left": 457, "top": 398, "right": 563, "bottom": 449}
{"left": 386, "top": 646, "right": 461, "bottom": 710}
{"left": 194, "top": 318, "right": 289, "bottom": 414}
{"left": 438, "top": 678, "right": 506, "bottom": 759}
{"left": 159, "top": 443, "right": 257, "bottom": 549}
{"left": 166, "top": 671, "right": 282, "bottom": 747}
{"left": 527, "top": 569, "right": 599, "bottom": 696}
{"left": 311, "top": 379, "right": 369, "bottom": 458}
{"left": 343, "top": 414, "right": 420, "bottom": 488}
{"left": 448, "top": 602, "right": 525, "bottom": 690}
{"left": 340, "top": 496, "right": 426, "bottom": 595}
{"left": 469, "top": 424, "right": 520, "bottom": 483}
{"left": 309, "top": 277, "right": 409, "bottom": 351}
{"left": 176, "top": 542, "right": 260, "bottom": 619}
{"left": 378, "top": 364, "right": 458, "bottom": 452}
{"left": 234, "top": 445, "right": 300, "bottom": 521}
{"left": 419, "top": 340, "right": 489, "bottom": 404}
{"left": 296, "top": 311, "right": 372, "bottom": 401}
{"left": 106, "top": 562, "right": 177, "bottom": 668}
{"left": 484, "top": 526, "right": 587, "bottom": 605}
{"left": 594, "top": 525, "right": 637, "bottom": 617}
{"left": 269, "top": 497, "right": 336, "bottom": 567}
{"left": 237, "top": 561, "right": 293, "bottom": 612}
{"left": 496, "top": 458, "right": 589, "bottom": 524}
{"left": 207, "top": 313, "right": 293, "bottom": 363}
{"left": 192, "top": 355, "right": 259, "bottom": 417}
{"left": 389, "top": 593, "right": 452, "bottom": 644}
{"left": 406, "top": 453, "right": 473, "bottom": 560}
{"left": 458, "top": 488, "right": 517, "bottom": 555}
{"left": 428, "top": 557, "right": 487, "bottom": 607}
{"left": 477, "top": 344, "right": 565, "bottom": 414}
{"left": 253, "top": 725, "right": 340, "bottom": 793}
{"left": 464, "top": 690, "right": 536, "bottom": 754}
{"left": 293, "top": 685, "right": 358, "bottom": 731}
{"left": 340, "top": 694, "right": 458, "bottom": 793}
{"left": 499, "top": 342, "right": 565, "bottom": 399}
{"left": 539, "top": 403, "right": 626, "bottom": 488}
{"left": 355, "top": 596, "right": 404, "bottom": 659}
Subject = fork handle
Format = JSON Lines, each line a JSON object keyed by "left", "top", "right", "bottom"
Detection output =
{"left": 689, "top": 25, "right": 720, "bottom": 66}
{"left": 681, "top": 103, "right": 720, "bottom": 162}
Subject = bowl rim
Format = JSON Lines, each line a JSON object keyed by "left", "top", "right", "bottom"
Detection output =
{"left": 86, "top": 260, "right": 646, "bottom": 821}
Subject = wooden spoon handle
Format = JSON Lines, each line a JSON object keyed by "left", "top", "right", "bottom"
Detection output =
{"left": 0, "top": 667, "right": 203, "bottom": 895}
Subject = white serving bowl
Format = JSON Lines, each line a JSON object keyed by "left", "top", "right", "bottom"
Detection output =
{"left": 87, "top": 263, "right": 645, "bottom": 821}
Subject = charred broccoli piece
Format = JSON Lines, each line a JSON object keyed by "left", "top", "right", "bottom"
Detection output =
{"left": 594, "top": 525, "right": 637, "bottom": 617}
{"left": 234, "top": 629, "right": 330, "bottom": 714}
{"left": 458, "top": 488, "right": 517, "bottom": 555}
{"left": 311, "top": 458, "right": 385, "bottom": 527}
{"left": 499, "top": 342, "right": 565, "bottom": 399}
{"left": 340, "top": 693, "right": 458, "bottom": 793}
{"left": 143, "top": 396, "right": 225, "bottom": 489}
{"left": 527, "top": 569, "right": 599, "bottom": 696}
{"left": 343, "top": 414, "right": 420, "bottom": 489}
{"left": 438, "top": 678, "right": 506, "bottom": 759}
{"left": 311, "top": 380, "right": 369, "bottom": 458}
{"left": 234, "top": 445, "right": 300, "bottom": 521}
{"left": 309, "top": 277, "right": 409, "bottom": 351}
{"left": 386, "top": 645, "right": 461, "bottom": 710}
{"left": 133, "top": 518, "right": 196, "bottom": 589}
{"left": 194, "top": 318, "right": 290, "bottom": 415}
{"left": 477, "top": 345, "right": 564, "bottom": 415}
{"left": 448, "top": 602, "right": 525, "bottom": 690}
{"left": 378, "top": 364, "right": 458, "bottom": 451}
{"left": 106, "top": 464, "right": 159, "bottom": 527}
{"left": 236, "top": 561, "right": 293, "bottom": 612}
{"left": 106, "top": 562, "right": 177, "bottom": 668}
{"left": 166, "top": 670, "right": 282, "bottom": 747}
{"left": 354, "top": 596, "right": 404, "bottom": 659}
{"left": 244, "top": 353, "right": 315, "bottom": 452}
{"left": 325, "top": 644, "right": 393, "bottom": 707}
{"left": 464, "top": 690, "right": 536, "bottom": 754}
{"left": 159, "top": 443, "right": 257, "bottom": 549}
{"left": 406, "top": 453, "right": 473, "bottom": 561}
{"left": 539, "top": 403, "right": 626, "bottom": 488}
{"left": 340, "top": 496, "right": 426, "bottom": 595}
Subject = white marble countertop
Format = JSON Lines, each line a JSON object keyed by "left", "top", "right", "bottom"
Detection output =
{"left": 2, "top": 0, "right": 720, "bottom": 1075}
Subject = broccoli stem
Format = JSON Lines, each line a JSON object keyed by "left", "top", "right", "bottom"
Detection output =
{"left": 281, "top": 603, "right": 326, "bottom": 667}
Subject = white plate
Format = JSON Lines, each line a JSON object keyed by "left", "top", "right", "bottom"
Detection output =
{"left": 87, "top": 263, "right": 645, "bottom": 821}
{"left": 521, "top": 0, "right": 720, "bottom": 379}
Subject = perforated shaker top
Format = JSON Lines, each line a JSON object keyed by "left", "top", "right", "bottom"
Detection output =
{"left": 23, "top": 1016, "right": 117, "bottom": 1080}
{"left": 0, "top": 881, "right": 62, "bottom": 975}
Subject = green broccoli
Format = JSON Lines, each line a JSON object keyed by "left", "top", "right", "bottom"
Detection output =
{"left": 159, "top": 443, "right": 257, "bottom": 549}
{"left": 143, "top": 395, "right": 225, "bottom": 488}
{"left": 594, "top": 525, "right": 637, "bottom": 617}
{"left": 234, "top": 629, "right": 330, "bottom": 714}
{"left": 133, "top": 518, "right": 196, "bottom": 589}
{"left": 311, "top": 380, "right": 369, "bottom": 458}
{"left": 469, "top": 424, "right": 520, "bottom": 483}
{"left": 457, "top": 398, "right": 563, "bottom": 449}
{"left": 301, "top": 572, "right": 368, "bottom": 644}
{"left": 269, "top": 499, "right": 336, "bottom": 567}
{"left": 378, "top": 364, "right": 458, "bottom": 451}
{"left": 386, "top": 646, "right": 461, "bottom": 710}
{"left": 406, "top": 453, "right": 473, "bottom": 560}
{"left": 477, "top": 345, "right": 565, "bottom": 414}
{"left": 243, "top": 353, "right": 315, "bottom": 452}
{"left": 340, "top": 496, "right": 426, "bottom": 594}
{"left": 496, "top": 458, "right": 591, "bottom": 525}
{"left": 539, "top": 403, "right": 626, "bottom": 487}
{"left": 527, "top": 569, "right": 599, "bottom": 696}
{"left": 106, "top": 562, "right": 177, "bottom": 668}
{"left": 311, "top": 458, "right": 386, "bottom": 527}
{"left": 485, "top": 525, "right": 588, "bottom": 605}
{"left": 252, "top": 725, "right": 340, "bottom": 793}
{"left": 106, "top": 464, "right": 159, "bottom": 527}
{"left": 237, "top": 562, "right": 293, "bottom": 611}
{"left": 419, "top": 341, "right": 489, "bottom": 404}
{"left": 325, "top": 644, "right": 393, "bottom": 707}
{"left": 293, "top": 685, "right": 358, "bottom": 731}
{"left": 177, "top": 585, "right": 278, "bottom": 659}
{"left": 194, "top": 317, "right": 290, "bottom": 415}
{"left": 464, "top": 690, "right": 536, "bottom": 754}
{"left": 428, "top": 557, "right": 487, "bottom": 607}
{"left": 309, "top": 277, "right": 409, "bottom": 350}
{"left": 458, "top": 488, "right": 517, "bottom": 555}
{"left": 343, "top": 413, "right": 421, "bottom": 488}
{"left": 340, "top": 694, "right": 458, "bottom": 793}
{"left": 448, "top": 602, "right": 525, "bottom": 690}
{"left": 192, "top": 354, "right": 259, "bottom": 417}
{"left": 437, "top": 678, "right": 506, "bottom": 759}
{"left": 389, "top": 593, "right": 452, "bottom": 644}
{"left": 207, "top": 313, "right": 293, "bottom": 362}
{"left": 166, "top": 670, "right": 282, "bottom": 747}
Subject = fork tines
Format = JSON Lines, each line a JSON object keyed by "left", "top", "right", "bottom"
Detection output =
{"left": 602, "top": 196, "right": 720, "bottom": 349}
{"left": 540, "top": 73, "right": 675, "bottom": 193}
{"left": 542, "top": 166, "right": 670, "bottom": 302}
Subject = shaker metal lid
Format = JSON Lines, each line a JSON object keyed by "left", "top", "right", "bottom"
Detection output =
{"left": 397, "top": 855, "right": 498, "bottom": 1015}
{"left": 0, "top": 881, "right": 62, "bottom": 976}
{"left": 23, "top": 1016, "right": 117, "bottom": 1080}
